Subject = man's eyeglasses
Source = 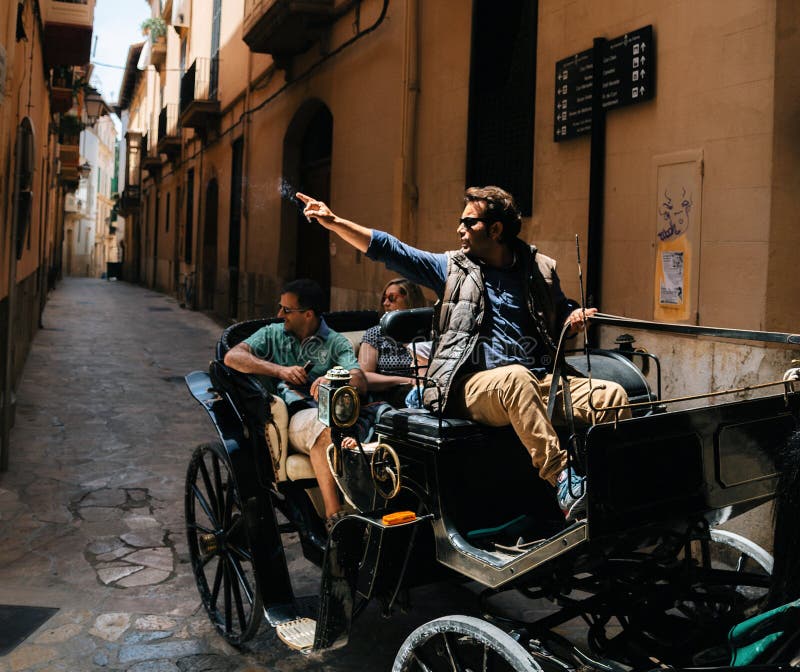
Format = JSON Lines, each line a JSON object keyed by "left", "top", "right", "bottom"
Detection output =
{"left": 459, "top": 217, "right": 490, "bottom": 229}
{"left": 277, "top": 303, "right": 307, "bottom": 314}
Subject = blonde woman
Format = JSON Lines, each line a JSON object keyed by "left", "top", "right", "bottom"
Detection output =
{"left": 359, "top": 278, "right": 427, "bottom": 407}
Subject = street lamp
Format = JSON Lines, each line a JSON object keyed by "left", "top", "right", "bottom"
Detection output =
{"left": 84, "top": 89, "right": 109, "bottom": 126}
{"left": 78, "top": 161, "right": 91, "bottom": 179}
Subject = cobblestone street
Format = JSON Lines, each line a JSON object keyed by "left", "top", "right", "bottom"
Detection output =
{"left": 0, "top": 278, "right": 571, "bottom": 671}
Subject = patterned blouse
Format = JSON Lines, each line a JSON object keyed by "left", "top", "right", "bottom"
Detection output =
{"left": 360, "top": 325, "right": 413, "bottom": 374}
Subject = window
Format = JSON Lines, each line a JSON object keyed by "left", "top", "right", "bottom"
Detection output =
{"left": 165, "top": 191, "right": 171, "bottom": 232}
{"left": 466, "top": 0, "right": 537, "bottom": 216}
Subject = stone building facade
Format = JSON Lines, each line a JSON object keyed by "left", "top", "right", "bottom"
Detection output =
{"left": 0, "top": 0, "right": 96, "bottom": 468}
{"left": 118, "top": 0, "right": 800, "bottom": 397}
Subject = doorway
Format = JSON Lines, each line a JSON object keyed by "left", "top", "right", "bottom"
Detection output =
{"left": 203, "top": 179, "right": 218, "bottom": 311}
{"left": 282, "top": 101, "right": 332, "bottom": 310}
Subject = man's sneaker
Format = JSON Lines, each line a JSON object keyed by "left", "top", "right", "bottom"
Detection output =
{"left": 556, "top": 469, "right": 587, "bottom": 521}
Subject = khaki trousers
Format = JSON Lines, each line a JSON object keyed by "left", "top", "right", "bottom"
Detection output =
{"left": 450, "top": 365, "right": 630, "bottom": 486}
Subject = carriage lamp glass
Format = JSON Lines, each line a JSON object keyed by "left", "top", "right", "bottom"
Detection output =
{"left": 318, "top": 367, "right": 360, "bottom": 429}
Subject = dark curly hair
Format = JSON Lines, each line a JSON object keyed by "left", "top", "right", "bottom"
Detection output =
{"left": 464, "top": 185, "right": 522, "bottom": 243}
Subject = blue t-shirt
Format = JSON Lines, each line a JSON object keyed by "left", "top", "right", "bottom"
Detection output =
{"left": 366, "top": 230, "right": 567, "bottom": 374}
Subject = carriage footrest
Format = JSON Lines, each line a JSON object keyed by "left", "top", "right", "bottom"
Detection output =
{"left": 275, "top": 617, "right": 316, "bottom": 651}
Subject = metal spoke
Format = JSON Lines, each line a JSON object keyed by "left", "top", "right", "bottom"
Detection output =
{"left": 211, "top": 453, "right": 225, "bottom": 526}
{"left": 410, "top": 651, "right": 435, "bottom": 672}
{"left": 223, "top": 557, "right": 233, "bottom": 634}
{"left": 442, "top": 632, "right": 465, "bottom": 672}
{"left": 190, "top": 484, "right": 218, "bottom": 528}
{"left": 210, "top": 556, "right": 223, "bottom": 609}
{"left": 187, "top": 520, "right": 214, "bottom": 535}
{"left": 227, "top": 541, "right": 253, "bottom": 563}
{"left": 228, "top": 554, "right": 255, "bottom": 606}
{"left": 197, "top": 457, "right": 219, "bottom": 522}
{"left": 227, "top": 557, "right": 249, "bottom": 632}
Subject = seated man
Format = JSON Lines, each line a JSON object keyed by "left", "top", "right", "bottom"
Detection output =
{"left": 223, "top": 278, "right": 366, "bottom": 531}
{"left": 297, "top": 186, "right": 630, "bottom": 521}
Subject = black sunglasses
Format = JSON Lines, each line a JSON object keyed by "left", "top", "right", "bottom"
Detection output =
{"left": 277, "top": 303, "right": 307, "bottom": 314}
{"left": 459, "top": 217, "right": 491, "bottom": 229}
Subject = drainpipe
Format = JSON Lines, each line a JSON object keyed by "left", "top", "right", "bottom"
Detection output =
{"left": 397, "top": 0, "right": 419, "bottom": 245}
{"left": 239, "top": 49, "right": 253, "bottom": 317}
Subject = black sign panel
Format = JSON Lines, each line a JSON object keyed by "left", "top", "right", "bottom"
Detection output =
{"left": 554, "top": 25, "right": 655, "bottom": 142}
{"left": 553, "top": 47, "right": 594, "bottom": 141}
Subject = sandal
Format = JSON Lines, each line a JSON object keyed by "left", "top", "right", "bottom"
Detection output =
{"left": 325, "top": 510, "right": 348, "bottom": 534}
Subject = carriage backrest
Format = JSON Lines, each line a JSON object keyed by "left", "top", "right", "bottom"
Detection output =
{"left": 380, "top": 307, "right": 435, "bottom": 343}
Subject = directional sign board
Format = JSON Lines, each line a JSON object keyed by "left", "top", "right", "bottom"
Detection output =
{"left": 554, "top": 25, "right": 655, "bottom": 141}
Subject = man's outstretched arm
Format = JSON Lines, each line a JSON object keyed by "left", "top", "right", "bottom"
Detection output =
{"left": 297, "top": 192, "right": 448, "bottom": 296}
{"left": 296, "top": 192, "right": 372, "bottom": 253}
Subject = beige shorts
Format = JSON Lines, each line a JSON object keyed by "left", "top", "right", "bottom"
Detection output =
{"left": 288, "top": 407, "right": 327, "bottom": 455}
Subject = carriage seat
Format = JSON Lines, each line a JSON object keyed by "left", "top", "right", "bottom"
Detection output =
{"left": 217, "top": 311, "right": 379, "bottom": 485}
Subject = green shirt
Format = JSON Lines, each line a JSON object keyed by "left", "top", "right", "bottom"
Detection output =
{"left": 243, "top": 319, "right": 359, "bottom": 405}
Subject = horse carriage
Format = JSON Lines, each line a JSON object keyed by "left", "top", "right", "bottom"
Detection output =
{"left": 184, "top": 307, "right": 800, "bottom": 670}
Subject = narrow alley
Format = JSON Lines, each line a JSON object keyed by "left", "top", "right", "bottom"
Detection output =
{"left": 0, "top": 278, "right": 487, "bottom": 671}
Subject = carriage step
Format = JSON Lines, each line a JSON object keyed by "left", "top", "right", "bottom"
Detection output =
{"left": 275, "top": 617, "right": 316, "bottom": 651}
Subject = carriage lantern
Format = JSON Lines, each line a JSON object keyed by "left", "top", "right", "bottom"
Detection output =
{"left": 318, "top": 366, "right": 360, "bottom": 429}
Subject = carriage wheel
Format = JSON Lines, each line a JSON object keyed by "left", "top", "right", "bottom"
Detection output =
{"left": 392, "top": 615, "right": 543, "bottom": 672}
{"left": 185, "top": 441, "right": 263, "bottom": 646}
{"left": 606, "top": 529, "right": 773, "bottom": 665}
{"left": 678, "top": 528, "right": 773, "bottom": 621}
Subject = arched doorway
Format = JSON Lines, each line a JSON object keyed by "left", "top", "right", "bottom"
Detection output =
{"left": 281, "top": 101, "right": 332, "bottom": 310}
{"left": 202, "top": 178, "right": 218, "bottom": 311}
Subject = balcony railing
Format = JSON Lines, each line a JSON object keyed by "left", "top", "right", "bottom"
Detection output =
{"left": 179, "top": 58, "right": 220, "bottom": 132}
{"left": 157, "top": 104, "right": 181, "bottom": 160}
{"left": 158, "top": 103, "right": 178, "bottom": 140}
{"left": 41, "top": 0, "right": 94, "bottom": 26}
{"left": 243, "top": 0, "right": 333, "bottom": 61}
{"left": 142, "top": 133, "right": 162, "bottom": 173}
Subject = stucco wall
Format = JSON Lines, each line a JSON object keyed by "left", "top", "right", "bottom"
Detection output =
{"left": 533, "top": 1, "right": 794, "bottom": 332}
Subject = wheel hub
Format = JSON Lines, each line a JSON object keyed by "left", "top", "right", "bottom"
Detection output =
{"left": 199, "top": 532, "right": 221, "bottom": 557}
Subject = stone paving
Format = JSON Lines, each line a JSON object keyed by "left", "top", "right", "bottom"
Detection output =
{"left": 0, "top": 278, "right": 579, "bottom": 671}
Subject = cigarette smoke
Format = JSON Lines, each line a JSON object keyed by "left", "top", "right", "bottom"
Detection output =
{"left": 279, "top": 177, "right": 302, "bottom": 210}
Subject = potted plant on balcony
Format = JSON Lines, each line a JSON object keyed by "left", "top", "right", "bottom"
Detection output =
{"left": 58, "top": 114, "right": 84, "bottom": 146}
{"left": 141, "top": 17, "right": 167, "bottom": 44}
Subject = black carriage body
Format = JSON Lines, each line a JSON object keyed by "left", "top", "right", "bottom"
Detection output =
{"left": 586, "top": 390, "right": 800, "bottom": 538}
{"left": 366, "top": 389, "right": 799, "bottom": 595}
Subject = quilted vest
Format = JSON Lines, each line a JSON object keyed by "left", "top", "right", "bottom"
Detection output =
{"left": 423, "top": 240, "right": 564, "bottom": 412}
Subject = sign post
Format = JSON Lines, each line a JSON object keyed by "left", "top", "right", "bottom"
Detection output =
{"left": 553, "top": 25, "right": 656, "bottom": 311}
